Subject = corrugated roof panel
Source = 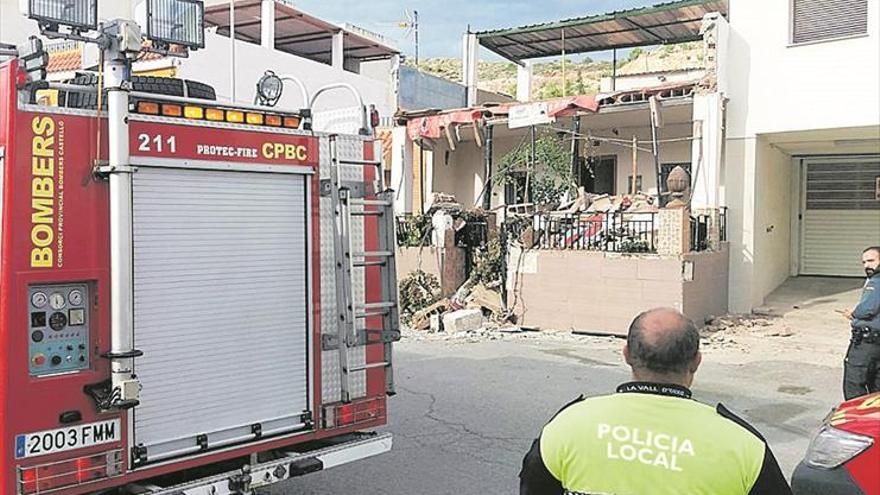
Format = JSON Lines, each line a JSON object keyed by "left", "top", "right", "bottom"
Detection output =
{"left": 476, "top": 0, "right": 727, "bottom": 61}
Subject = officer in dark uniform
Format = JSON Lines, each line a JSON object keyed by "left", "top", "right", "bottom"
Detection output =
{"left": 519, "top": 308, "right": 791, "bottom": 495}
{"left": 842, "top": 246, "right": 880, "bottom": 400}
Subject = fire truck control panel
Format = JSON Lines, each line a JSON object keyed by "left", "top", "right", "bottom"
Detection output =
{"left": 28, "top": 284, "right": 91, "bottom": 376}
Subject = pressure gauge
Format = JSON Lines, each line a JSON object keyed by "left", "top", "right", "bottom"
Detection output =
{"left": 49, "top": 312, "right": 68, "bottom": 331}
{"left": 68, "top": 290, "right": 83, "bottom": 306}
{"left": 31, "top": 291, "right": 48, "bottom": 308}
{"left": 50, "top": 293, "right": 66, "bottom": 310}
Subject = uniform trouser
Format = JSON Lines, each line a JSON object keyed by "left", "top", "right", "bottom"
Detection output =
{"left": 843, "top": 339, "right": 880, "bottom": 400}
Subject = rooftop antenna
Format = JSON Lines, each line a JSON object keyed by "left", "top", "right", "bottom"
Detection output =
{"left": 397, "top": 9, "right": 419, "bottom": 66}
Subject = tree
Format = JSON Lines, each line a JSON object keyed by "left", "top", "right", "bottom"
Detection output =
{"left": 498, "top": 131, "right": 574, "bottom": 206}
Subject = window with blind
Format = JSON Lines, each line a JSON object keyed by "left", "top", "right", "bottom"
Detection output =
{"left": 792, "top": 0, "right": 869, "bottom": 44}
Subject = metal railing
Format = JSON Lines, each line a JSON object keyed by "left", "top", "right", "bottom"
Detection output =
{"left": 509, "top": 212, "right": 657, "bottom": 253}
{"left": 690, "top": 207, "right": 729, "bottom": 252}
{"left": 395, "top": 215, "right": 490, "bottom": 249}
{"left": 395, "top": 215, "right": 431, "bottom": 247}
{"left": 690, "top": 214, "right": 711, "bottom": 252}
{"left": 455, "top": 219, "right": 489, "bottom": 249}
{"left": 720, "top": 206, "right": 728, "bottom": 242}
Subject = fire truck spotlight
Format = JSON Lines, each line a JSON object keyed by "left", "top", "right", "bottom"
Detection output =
{"left": 143, "top": 0, "right": 205, "bottom": 49}
{"left": 256, "top": 71, "right": 284, "bottom": 106}
{"left": 246, "top": 112, "right": 264, "bottom": 125}
{"left": 22, "top": 0, "right": 98, "bottom": 31}
{"left": 265, "top": 114, "right": 283, "bottom": 127}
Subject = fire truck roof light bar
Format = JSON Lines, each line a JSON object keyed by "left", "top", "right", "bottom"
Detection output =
{"left": 23, "top": 0, "right": 98, "bottom": 31}
{"left": 144, "top": 0, "right": 205, "bottom": 49}
{"left": 128, "top": 91, "right": 308, "bottom": 117}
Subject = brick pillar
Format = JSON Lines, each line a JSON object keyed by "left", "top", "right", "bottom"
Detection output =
{"left": 432, "top": 211, "right": 467, "bottom": 297}
{"left": 440, "top": 231, "right": 466, "bottom": 297}
{"left": 657, "top": 208, "right": 692, "bottom": 256}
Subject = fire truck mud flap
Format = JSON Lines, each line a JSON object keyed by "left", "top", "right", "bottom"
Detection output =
{"left": 132, "top": 433, "right": 392, "bottom": 495}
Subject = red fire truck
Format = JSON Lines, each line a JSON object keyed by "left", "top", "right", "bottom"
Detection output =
{"left": 0, "top": 5, "right": 399, "bottom": 493}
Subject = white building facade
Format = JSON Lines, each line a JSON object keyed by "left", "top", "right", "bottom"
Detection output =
{"left": 0, "top": 0, "right": 400, "bottom": 119}
{"left": 416, "top": 0, "right": 880, "bottom": 312}
{"left": 723, "top": 0, "right": 880, "bottom": 311}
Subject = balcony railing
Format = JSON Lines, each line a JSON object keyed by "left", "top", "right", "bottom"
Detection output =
{"left": 689, "top": 207, "right": 729, "bottom": 252}
{"left": 508, "top": 212, "right": 657, "bottom": 253}
{"left": 395, "top": 215, "right": 431, "bottom": 247}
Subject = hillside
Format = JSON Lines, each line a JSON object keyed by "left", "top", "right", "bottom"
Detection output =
{"left": 407, "top": 42, "right": 703, "bottom": 100}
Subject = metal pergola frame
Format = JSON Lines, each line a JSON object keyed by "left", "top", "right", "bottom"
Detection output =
{"left": 475, "top": 0, "right": 727, "bottom": 63}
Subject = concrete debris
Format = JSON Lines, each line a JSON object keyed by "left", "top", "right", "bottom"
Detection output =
{"left": 412, "top": 298, "right": 452, "bottom": 331}
{"left": 427, "top": 192, "right": 462, "bottom": 215}
{"left": 400, "top": 322, "right": 620, "bottom": 345}
{"left": 557, "top": 192, "right": 657, "bottom": 215}
{"left": 699, "top": 312, "right": 792, "bottom": 352}
{"left": 429, "top": 313, "right": 442, "bottom": 333}
{"left": 585, "top": 194, "right": 617, "bottom": 213}
{"left": 751, "top": 306, "right": 780, "bottom": 317}
{"left": 561, "top": 187, "right": 591, "bottom": 213}
{"left": 442, "top": 309, "right": 484, "bottom": 334}
{"left": 466, "top": 284, "right": 505, "bottom": 316}
{"left": 766, "top": 328, "right": 794, "bottom": 338}
{"left": 498, "top": 325, "right": 524, "bottom": 333}
{"left": 702, "top": 313, "right": 778, "bottom": 334}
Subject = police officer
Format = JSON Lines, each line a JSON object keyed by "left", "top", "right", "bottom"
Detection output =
{"left": 519, "top": 308, "right": 791, "bottom": 495}
{"left": 842, "top": 246, "right": 880, "bottom": 400}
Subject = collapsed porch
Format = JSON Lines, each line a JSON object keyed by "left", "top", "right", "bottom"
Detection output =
{"left": 389, "top": 3, "right": 732, "bottom": 335}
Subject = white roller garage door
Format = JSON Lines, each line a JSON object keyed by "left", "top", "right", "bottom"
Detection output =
{"left": 132, "top": 165, "right": 312, "bottom": 464}
{"left": 801, "top": 156, "right": 880, "bottom": 276}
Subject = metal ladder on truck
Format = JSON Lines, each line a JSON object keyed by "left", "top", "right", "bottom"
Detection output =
{"left": 325, "top": 135, "right": 400, "bottom": 403}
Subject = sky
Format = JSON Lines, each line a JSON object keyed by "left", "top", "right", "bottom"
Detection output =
{"left": 293, "top": 0, "right": 658, "bottom": 61}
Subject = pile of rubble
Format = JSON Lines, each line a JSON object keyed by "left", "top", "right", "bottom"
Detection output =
{"left": 700, "top": 313, "right": 794, "bottom": 351}
{"left": 557, "top": 187, "right": 658, "bottom": 214}
{"left": 409, "top": 282, "right": 508, "bottom": 335}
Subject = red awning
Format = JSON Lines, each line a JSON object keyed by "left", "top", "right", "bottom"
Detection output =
{"left": 405, "top": 94, "right": 600, "bottom": 141}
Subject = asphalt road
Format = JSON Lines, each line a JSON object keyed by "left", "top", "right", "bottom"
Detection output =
{"left": 270, "top": 337, "right": 840, "bottom": 495}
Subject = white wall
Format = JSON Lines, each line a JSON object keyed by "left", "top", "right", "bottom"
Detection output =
{"left": 390, "top": 126, "right": 413, "bottom": 214}
{"left": 428, "top": 133, "right": 521, "bottom": 210}
{"left": 726, "top": 0, "right": 880, "bottom": 137}
{"left": 725, "top": 136, "right": 758, "bottom": 311}
{"left": 177, "top": 32, "right": 393, "bottom": 117}
{"left": 724, "top": 0, "right": 880, "bottom": 311}
{"left": 754, "top": 138, "right": 793, "bottom": 301}
{"left": 0, "top": 1, "right": 394, "bottom": 117}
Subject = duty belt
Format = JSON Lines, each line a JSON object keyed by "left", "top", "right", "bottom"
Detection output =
{"left": 851, "top": 327, "right": 880, "bottom": 344}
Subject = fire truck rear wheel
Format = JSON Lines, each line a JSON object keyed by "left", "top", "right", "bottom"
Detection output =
{"left": 62, "top": 73, "right": 217, "bottom": 109}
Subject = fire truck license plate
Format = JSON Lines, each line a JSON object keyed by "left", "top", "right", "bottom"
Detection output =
{"left": 15, "top": 419, "right": 121, "bottom": 459}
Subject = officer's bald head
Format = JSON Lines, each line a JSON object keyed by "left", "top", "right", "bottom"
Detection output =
{"left": 625, "top": 308, "right": 701, "bottom": 384}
